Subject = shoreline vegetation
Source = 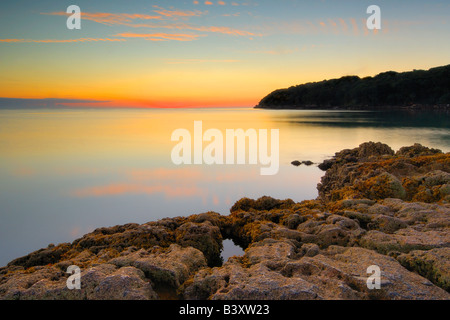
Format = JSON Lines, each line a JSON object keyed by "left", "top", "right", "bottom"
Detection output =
{"left": 0, "top": 142, "right": 449, "bottom": 300}
{"left": 255, "top": 65, "right": 450, "bottom": 110}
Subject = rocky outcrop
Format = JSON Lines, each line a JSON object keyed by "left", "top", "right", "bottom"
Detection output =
{"left": 0, "top": 143, "right": 449, "bottom": 300}
{"left": 255, "top": 64, "right": 450, "bottom": 110}
{"left": 317, "top": 142, "right": 449, "bottom": 203}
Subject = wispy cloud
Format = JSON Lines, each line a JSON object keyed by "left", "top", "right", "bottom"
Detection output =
{"left": 41, "top": 9, "right": 257, "bottom": 38}
{"left": 0, "top": 38, "right": 125, "bottom": 43}
{"left": 123, "top": 22, "right": 258, "bottom": 37}
{"left": 349, "top": 18, "right": 359, "bottom": 36}
{"left": 42, "top": 11, "right": 163, "bottom": 25}
{"left": 151, "top": 5, "right": 206, "bottom": 18}
{"left": 115, "top": 32, "right": 203, "bottom": 41}
{"left": 42, "top": 6, "right": 207, "bottom": 25}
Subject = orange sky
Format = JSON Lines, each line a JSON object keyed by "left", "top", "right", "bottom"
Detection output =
{"left": 1, "top": 1, "right": 449, "bottom": 108}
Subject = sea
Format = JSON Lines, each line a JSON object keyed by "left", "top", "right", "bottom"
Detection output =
{"left": 0, "top": 107, "right": 449, "bottom": 266}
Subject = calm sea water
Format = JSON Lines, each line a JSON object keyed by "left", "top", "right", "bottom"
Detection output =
{"left": 0, "top": 108, "right": 449, "bottom": 266}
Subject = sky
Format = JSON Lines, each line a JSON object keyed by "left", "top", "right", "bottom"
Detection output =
{"left": 0, "top": 0, "right": 449, "bottom": 108}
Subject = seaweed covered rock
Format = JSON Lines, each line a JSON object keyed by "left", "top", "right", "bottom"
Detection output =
{"left": 230, "top": 196, "right": 295, "bottom": 213}
{"left": 175, "top": 221, "right": 223, "bottom": 267}
{"left": 110, "top": 244, "right": 207, "bottom": 291}
{"left": 317, "top": 142, "right": 450, "bottom": 202}
{"left": 396, "top": 143, "right": 442, "bottom": 158}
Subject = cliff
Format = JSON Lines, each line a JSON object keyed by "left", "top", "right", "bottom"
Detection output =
{"left": 0, "top": 142, "right": 449, "bottom": 300}
{"left": 256, "top": 65, "right": 450, "bottom": 110}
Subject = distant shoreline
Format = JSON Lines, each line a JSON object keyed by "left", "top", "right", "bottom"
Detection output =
{"left": 254, "top": 104, "right": 450, "bottom": 111}
{"left": 255, "top": 64, "right": 450, "bottom": 110}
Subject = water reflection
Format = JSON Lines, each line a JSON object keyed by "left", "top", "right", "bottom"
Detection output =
{"left": 272, "top": 109, "right": 450, "bottom": 129}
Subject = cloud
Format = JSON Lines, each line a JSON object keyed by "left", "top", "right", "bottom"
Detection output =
{"left": 43, "top": 6, "right": 207, "bottom": 24}
{"left": 200, "top": 25, "right": 256, "bottom": 36}
{"left": 133, "top": 22, "right": 257, "bottom": 36}
{"left": 41, "top": 9, "right": 257, "bottom": 38}
{"left": 222, "top": 12, "right": 240, "bottom": 17}
{"left": 115, "top": 32, "right": 203, "bottom": 41}
{"left": 152, "top": 5, "right": 206, "bottom": 18}
{"left": 349, "top": 18, "right": 359, "bottom": 36}
{"left": 42, "top": 11, "right": 162, "bottom": 25}
{"left": 116, "top": 21, "right": 258, "bottom": 37}
{"left": 0, "top": 98, "right": 110, "bottom": 109}
{"left": 0, "top": 38, "right": 125, "bottom": 43}
{"left": 339, "top": 18, "right": 349, "bottom": 34}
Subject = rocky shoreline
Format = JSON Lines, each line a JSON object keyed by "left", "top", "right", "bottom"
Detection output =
{"left": 0, "top": 142, "right": 449, "bottom": 300}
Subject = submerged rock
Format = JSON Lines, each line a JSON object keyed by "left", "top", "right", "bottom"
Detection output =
{"left": 291, "top": 160, "right": 315, "bottom": 167}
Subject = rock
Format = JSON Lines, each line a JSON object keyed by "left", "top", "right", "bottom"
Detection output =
{"left": 357, "top": 141, "right": 395, "bottom": 159}
{"left": 359, "top": 172, "right": 407, "bottom": 200}
{"left": 367, "top": 203, "right": 394, "bottom": 216}
{"left": 7, "top": 243, "right": 71, "bottom": 269}
{"left": 183, "top": 261, "right": 320, "bottom": 300}
{"left": 110, "top": 244, "right": 207, "bottom": 290}
{"left": 396, "top": 143, "right": 442, "bottom": 158}
{"left": 368, "top": 215, "right": 408, "bottom": 234}
{"left": 281, "top": 214, "right": 306, "bottom": 230}
{"left": 245, "top": 239, "right": 298, "bottom": 266}
{"left": 318, "top": 159, "right": 335, "bottom": 171}
{"left": 230, "top": 196, "right": 295, "bottom": 213}
{"left": 294, "top": 215, "right": 364, "bottom": 248}
{"left": 337, "top": 199, "right": 377, "bottom": 208}
{"left": 397, "top": 248, "right": 450, "bottom": 291}
{"left": 174, "top": 221, "right": 223, "bottom": 267}
{"left": 183, "top": 245, "right": 449, "bottom": 300}
{"left": 0, "top": 263, "right": 158, "bottom": 300}
{"left": 311, "top": 246, "right": 449, "bottom": 300}
{"left": 87, "top": 266, "right": 157, "bottom": 300}
{"left": 359, "top": 228, "right": 450, "bottom": 254}
{"left": 300, "top": 243, "right": 320, "bottom": 257}
{"left": 291, "top": 160, "right": 314, "bottom": 167}
{"left": 341, "top": 211, "right": 374, "bottom": 229}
